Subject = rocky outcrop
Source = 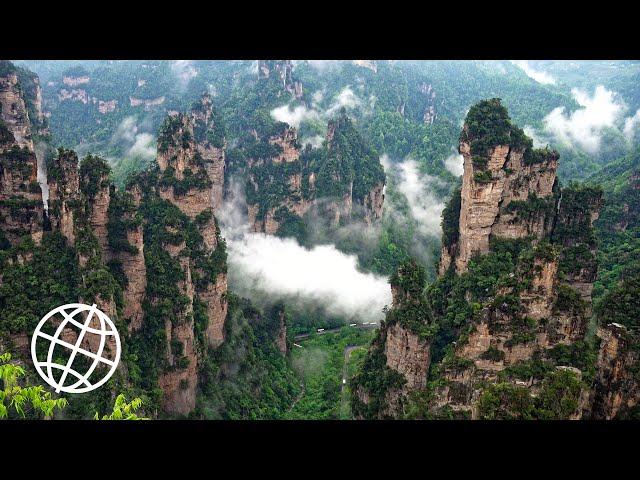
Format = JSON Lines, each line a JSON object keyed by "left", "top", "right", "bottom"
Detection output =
{"left": 157, "top": 95, "right": 226, "bottom": 248}
{"left": 355, "top": 99, "right": 600, "bottom": 420}
{"left": 353, "top": 260, "right": 432, "bottom": 418}
{"left": 257, "top": 60, "right": 303, "bottom": 99}
{"left": 0, "top": 66, "right": 35, "bottom": 150}
{"left": 315, "top": 112, "right": 385, "bottom": 227}
{"left": 129, "top": 96, "right": 165, "bottom": 109}
{"left": 192, "top": 94, "right": 226, "bottom": 213}
{"left": 420, "top": 83, "right": 437, "bottom": 124}
{"left": 157, "top": 234, "right": 199, "bottom": 415}
{"left": 149, "top": 99, "right": 229, "bottom": 413}
{"left": 62, "top": 75, "right": 90, "bottom": 87}
{"left": 0, "top": 62, "right": 44, "bottom": 245}
{"left": 451, "top": 128, "right": 558, "bottom": 274}
{"left": 353, "top": 60, "right": 378, "bottom": 73}
{"left": 276, "top": 308, "right": 287, "bottom": 356}
{"left": 110, "top": 183, "right": 147, "bottom": 332}
{"left": 244, "top": 110, "right": 384, "bottom": 236}
{"left": 246, "top": 126, "right": 311, "bottom": 234}
{"left": 81, "top": 161, "right": 111, "bottom": 257}
{"left": 590, "top": 323, "right": 640, "bottom": 419}
{"left": 384, "top": 323, "right": 430, "bottom": 391}
{"left": 47, "top": 149, "right": 80, "bottom": 244}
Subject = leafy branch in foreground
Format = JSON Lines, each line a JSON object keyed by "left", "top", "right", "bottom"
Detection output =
{"left": 0, "top": 352, "right": 68, "bottom": 419}
{"left": 95, "top": 393, "right": 148, "bottom": 420}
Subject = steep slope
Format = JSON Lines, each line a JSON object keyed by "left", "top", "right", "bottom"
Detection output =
{"left": 0, "top": 61, "right": 314, "bottom": 420}
{"left": 352, "top": 99, "right": 603, "bottom": 419}
{"left": 0, "top": 61, "right": 45, "bottom": 247}
{"left": 241, "top": 109, "right": 385, "bottom": 238}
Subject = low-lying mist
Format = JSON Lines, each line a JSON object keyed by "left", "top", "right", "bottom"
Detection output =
{"left": 217, "top": 183, "right": 392, "bottom": 323}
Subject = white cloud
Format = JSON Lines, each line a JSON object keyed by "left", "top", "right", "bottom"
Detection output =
{"left": 301, "top": 135, "right": 324, "bottom": 149}
{"left": 270, "top": 86, "right": 366, "bottom": 129}
{"left": 543, "top": 85, "right": 626, "bottom": 153}
{"left": 312, "top": 90, "right": 324, "bottom": 106}
{"left": 170, "top": 60, "right": 198, "bottom": 89}
{"left": 623, "top": 108, "right": 640, "bottom": 142}
{"left": 523, "top": 126, "right": 547, "bottom": 148}
{"left": 111, "top": 116, "right": 156, "bottom": 160}
{"left": 306, "top": 60, "right": 342, "bottom": 72}
{"left": 228, "top": 234, "right": 391, "bottom": 321}
{"left": 128, "top": 132, "right": 156, "bottom": 159}
{"left": 112, "top": 116, "right": 138, "bottom": 144}
{"left": 444, "top": 153, "right": 464, "bottom": 177}
{"left": 511, "top": 60, "right": 556, "bottom": 85}
{"left": 383, "top": 156, "right": 446, "bottom": 237}
{"left": 325, "top": 87, "right": 362, "bottom": 117}
{"left": 270, "top": 104, "right": 320, "bottom": 128}
{"left": 218, "top": 182, "right": 391, "bottom": 322}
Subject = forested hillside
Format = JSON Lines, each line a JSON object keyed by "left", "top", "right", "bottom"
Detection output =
{"left": 2, "top": 59, "right": 639, "bottom": 420}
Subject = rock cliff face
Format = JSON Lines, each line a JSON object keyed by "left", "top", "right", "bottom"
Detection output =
{"left": 430, "top": 101, "right": 600, "bottom": 419}
{"left": 80, "top": 160, "right": 111, "bottom": 257}
{"left": 246, "top": 126, "right": 311, "bottom": 234}
{"left": 0, "top": 63, "right": 234, "bottom": 419}
{"left": 257, "top": 60, "right": 303, "bottom": 99}
{"left": 315, "top": 112, "right": 385, "bottom": 227}
{"left": 353, "top": 60, "right": 378, "bottom": 73}
{"left": 353, "top": 99, "right": 602, "bottom": 420}
{"left": 47, "top": 149, "right": 80, "bottom": 244}
{"left": 141, "top": 98, "right": 229, "bottom": 414}
{"left": 590, "top": 323, "right": 640, "bottom": 419}
{"left": 244, "top": 112, "right": 385, "bottom": 236}
{"left": 157, "top": 96, "right": 225, "bottom": 249}
{"left": 108, "top": 183, "right": 147, "bottom": 332}
{"left": 0, "top": 62, "right": 44, "bottom": 246}
{"left": 156, "top": 231, "right": 199, "bottom": 415}
{"left": 384, "top": 322, "right": 431, "bottom": 391}
{"left": 420, "top": 83, "right": 437, "bottom": 125}
{"left": 276, "top": 308, "right": 288, "bottom": 356}
{"left": 442, "top": 116, "right": 559, "bottom": 274}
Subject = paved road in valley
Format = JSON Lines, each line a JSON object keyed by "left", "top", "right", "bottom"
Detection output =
{"left": 293, "top": 323, "right": 378, "bottom": 342}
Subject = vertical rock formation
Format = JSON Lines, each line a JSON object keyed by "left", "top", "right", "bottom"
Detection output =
{"left": 352, "top": 261, "right": 432, "bottom": 418}
{"left": 257, "top": 60, "right": 303, "bottom": 99}
{"left": 45, "top": 150, "right": 121, "bottom": 358}
{"left": 420, "top": 83, "right": 437, "bottom": 125}
{"left": 243, "top": 109, "right": 385, "bottom": 237}
{"left": 79, "top": 155, "right": 112, "bottom": 258}
{"left": 191, "top": 94, "right": 226, "bottom": 212}
{"left": 0, "top": 61, "right": 44, "bottom": 246}
{"left": 107, "top": 182, "right": 147, "bottom": 332}
{"left": 588, "top": 260, "right": 640, "bottom": 419}
{"left": 314, "top": 110, "right": 385, "bottom": 227}
{"left": 275, "top": 308, "right": 288, "bottom": 356}
{"left": 354, "top": 99, "right": 601, "bottom": 420}
{"left": 245, "top": 125, "right": 310, "bottom": 234}
{"left": 156, "top": 229, "right": 199, "bottom": 415}
{"left": 590, "top": 323, "right": 640, "bottom": 419}
{"left": 47, "top": 149, "right": 80, "bottom": 244}
{"left": 428, "top": 101, "right": 600, "bottom": 419}
{"left": 441, "top": 98, "right": 559, "bottom": 274}
{"left": 353, "top": 60, "right": 378, "bottom": 73}
{"left": 139, "top": 99, "right": 229, "bottom": 415}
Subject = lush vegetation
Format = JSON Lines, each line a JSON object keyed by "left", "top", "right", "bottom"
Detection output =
{"left": 285, "top": 327, "right": 374, "bottom": 419}
{"left": 197, "top": 296, "right": 300, "bottom": 419}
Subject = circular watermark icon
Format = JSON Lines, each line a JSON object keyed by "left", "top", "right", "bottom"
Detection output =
{"left": 31, "top": 303, "right": 121, "bottom": 394}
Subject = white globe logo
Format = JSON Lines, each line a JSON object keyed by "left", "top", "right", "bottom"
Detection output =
{"left": 31, "top": 303, "right": 121, "bottom": 394}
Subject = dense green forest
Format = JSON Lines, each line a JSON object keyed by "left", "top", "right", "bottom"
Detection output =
{"left": 3, "top": 60, "right": 640, "bottom": 420}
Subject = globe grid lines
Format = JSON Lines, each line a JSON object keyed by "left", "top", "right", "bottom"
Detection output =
{"left": 31, "top": 303, "right": 121, "bottom": 394}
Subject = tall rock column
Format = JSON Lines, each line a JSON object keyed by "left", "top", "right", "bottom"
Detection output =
{"left": 450, "top": 100, "right": 559, "bottom": 273}
{"left": 0, "top": 63, "right": 44, "bottom": 246}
